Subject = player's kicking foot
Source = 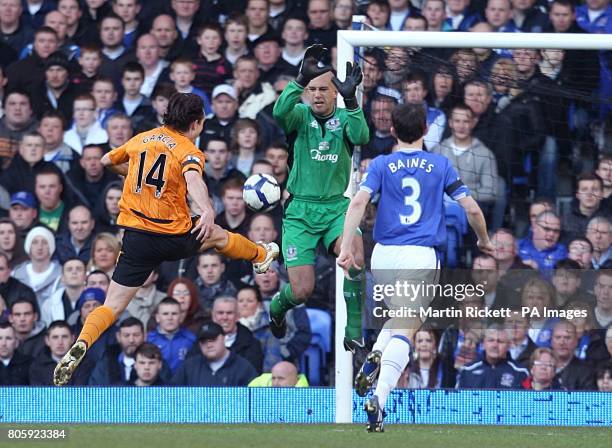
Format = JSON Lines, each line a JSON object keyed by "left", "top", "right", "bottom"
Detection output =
{"left": 343, "top": 337, "right": 367, "bottom": 366}
{"left": 365, "top": 395, "right": 386, "bottom": 433}
{"left": 53, "top": 340, "right": 87, "bottom": 386}
{"left": 254, "top": 241, "right": 280, "bottom": 274}
{"left": 355, "top": 350, "right": 382, "bottom": 397}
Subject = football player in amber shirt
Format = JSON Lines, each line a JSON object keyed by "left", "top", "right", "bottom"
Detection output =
{"left": 54, "top": 93, "right": 278, "bottom": 386}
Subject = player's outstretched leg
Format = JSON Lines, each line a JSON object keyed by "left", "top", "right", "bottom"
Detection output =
{"left": 342, "top": 266, "right": 366, "bottom": 360}
{"left": 209, "top": 229, "right": 279, "bottom": 273}
{"left": 269, "top": 284, "right": 299, "bottom": 338}
{"left": 354, "top": 328, "right": 392, "bottom": 396}
{"left": 54, "top": 283, "right": 139, "bottom": 386}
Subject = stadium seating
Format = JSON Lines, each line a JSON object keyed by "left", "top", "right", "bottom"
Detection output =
{"left": 300, "top": 308, "right": 332, "bottom": 386}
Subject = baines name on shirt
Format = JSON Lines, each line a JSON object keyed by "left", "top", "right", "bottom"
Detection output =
{"left": 388, "top": 156, "right": 434, "bottom": 174}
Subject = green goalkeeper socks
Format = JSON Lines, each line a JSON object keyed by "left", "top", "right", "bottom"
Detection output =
{"left": 344, "top": 266, "right": 365, "bottom": 341}
{"left": 270, "top": 284, "right": 300, "bottom": 319}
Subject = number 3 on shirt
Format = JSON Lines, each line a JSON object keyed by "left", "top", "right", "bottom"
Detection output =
{"left": 400, "top": 177, "right": 422, "bottom": 225}
{"left": 135, "top": 151, "right": 167, "bottom": 198}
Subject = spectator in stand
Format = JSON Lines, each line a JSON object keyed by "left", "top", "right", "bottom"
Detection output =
{"left": 281, "top": 16, "right": 307, "bottom": 68}
{"left": 131, "top": 342, "right": 166, "bottom": 386}
{"left": 586, "top": 217, "right": 611, "bottom": 270}
{"left": 505, "top": 310, "right": 537, "bottom": 366}
{"left": 34, "top": 166, "right": 72, "bottom": 233}
{"left": 264, "top": 143, "right": 289, "bottom": 188}
{"left": 8, "top": 191, "right": 41, "bottom": 240}
{"left": 126, "top": 270, "right": 165, "bottom": 329}
{"left": 68, "top": 144, "right": 119, "bottom": 209}
{"left": 233, "top": 55, "right": 277, "bottom": 120}
{"left": 85, "top": 269, "right": 110, "bottom": 293}
{"left": 92, "top": 78, "right": 119, "bottom": 129}
{"left": 0, "top": 249, "right": 35, "bottom": 307}
{"left": 457, "top": 324, "right": 529, "bottom": 389}
{"left": 254, "top": 33, "right": 298, "bottom": 85}
{"left": 593, "top": 270, "right": 612, "bottom": 328}
{"left": 407, "top": 329, "right": 446, "bottom": 388}
{"left": 0, "top": 322, "right": 31, "bottom": 385}
{"left": 0, "top": 132, "right": 54, "bottom": 195}
{"left": 10, "top": 299, "right": 45, "bottom": 358}
{"left": 58, "top": 0, "right": 98, "bottom": 48}
{"left": 147, "top": 297, "right": 195, "bottom": 374}
{"left": 54, "top": 205, "right": 96, "bottom": 265}
{"left": 193, "top": 251, "right": 238, "bottom": 312}
{"left": 362, "top": 89, "right": 398, "bottom": 161}
{"left": 468, "top": 23, "right": 501, "bottom": 78}
{"left": 0, "top": 0, "right": 34, "bottom": 55}
{"left": 564, "top": 300, "right": 599, "bottom": 360}
{"left": 471, "top": 255, "right": 500, "bottom": 308}
{"left": 595, "top": 360, "right": 612, "bottom": 391}
{"left": 72, "top": 44, "right": 102, "bottom": 94}
{"left": 248, "top": 360, "right": 309, "bottom": 387}
{"left": 521, "top": 277, "right": 557, "bottom": 346}
{"left": 432, "top": 103, "right": 499, "bottom": 220}
{"left": 386, "top": 0, "right": 413, "bottom": 31}
{"left": 463, "top": 80, "right": 497, "bottom": 153}
{"left": 171, "top": 0, "right": 201, "bottom": 42}
{"left": 168, "top": 59, "right": 211, "bottom": 113}
{"left": 216, "top": 177, "right": 251, "bottom": 236}
{"left": 114, "top": 62, "right": 152, "bottom": 130}
{"left": 112, "top": 0, "right": 143, "bottom": 50}
{"left": 0, "top": 90, "right": 39, "bottom": 170}
{"left": 223, "top": 14, "right": 249, "bottom": 66}
{"left": 551, "top": 260, "right": 594, "bottom": 308}
{"left": 562, "top": 174, "right": 606, "bottom": 243}
{"left": 518, "top": 211, "right": 567, "bottom": 279}
{"left": 63, "top": 94, "right": 109, "bottom": 155}
{"left": 105, "top": 114, "right": 134, "bottom": 151}
{"left": 427, "top": 65, "right": 459, "bottom": 117}
{"left": 212, "top": 295, "right": 264, "bottom": 373}
{"left": 168, "top": 277, "right": 207, "bottom": 335}
{"left": 237, "top": 286, "right": 283, "bottom": 372}
{"left": 150, "top": 14, "right": 182, "bottom": 63}
{"left": 192, "top": 23, "right": 232, "bottom": 98}
{"left": 0, "top": 219, "right": 27, "bottom": 268}
{"left": 200, "top": 84, "right": 239, "bottom": 149}
{"left": 97, "top": 14, "right": 133, "bottom": 83}
{"left": 246, "top": 0, "right": 273, "bottom": 43}
{"left": 510, "top": 0, "right": 548, "bottom": 32}
{"left": 445, "top": 0, "right": 479, "bottom": 31}
{"left": 40, "top": 258, "right": 86, "bottom": 326}
{"left": 485, "top": 0, "right": 518, "bottom": 34}
{"left": 13, "top": 226, "right": 62, "bottom": 308}
{"left": 449, "top": 49, "right": 480, "bottom": 84}
{"left": 31, "top": 52, "right": 78, "bottom": 121}
{"left": 136, "top": 83, "right": 175, "bottom": 133}
{"left": 568, "top": 237, "right": 595, "bottom": 270}
{"left": 402, "top": 71, "right": 446, "bottom": 150}
{"left": 39, "top": 112, "right": 80, "bottom": 175}
{"left": 551, "top": 320, "right": 596, "bottom": 390}
{"left": 366, "top": 0, "right": 390, "bottom": 29}
{"left": 521, "top": 347, "right": 563, "bottom": 390}
{"left": 88, "top": 316, "right": 146, "bottom": 385}
{"left": 29, "top": 320, "right": 89, "bottom": 385}
{"left": 87, "top": 232, "right": 121, "bottom": 277}
{"left": 333, "top": 0, "right": 353, "bottom": 29}
{"left": 204, "top": 138, "right": 244, "bottom": 209}
{"left": 231, "top": 118, "right": 262, "bottom": 177}
{"left": 422, "top": 0, "right": 447, "bottom": 31}
{"left": 596, "top": 156, "right": 612, "bottom": 211}
{"left": 171, "top": 321, "right": 257, "bottom": 386}
{"left": 94, "top": 181, "right": 122, "bottom": 234}
{"left": 5, "top": 26, "right": 58, "bottom": 94}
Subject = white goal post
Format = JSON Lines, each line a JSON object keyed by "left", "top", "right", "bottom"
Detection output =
{"left": 334, "top": 28, "right": 612, "bottom": 424}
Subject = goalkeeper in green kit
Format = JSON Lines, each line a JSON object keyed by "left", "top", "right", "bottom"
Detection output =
{"left": 270, "top": 44, "right": 370, "bottom": 354}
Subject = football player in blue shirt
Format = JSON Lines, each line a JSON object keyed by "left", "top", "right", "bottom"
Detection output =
{"left": 338, "top": 103, "right": 495, "bottom": 432}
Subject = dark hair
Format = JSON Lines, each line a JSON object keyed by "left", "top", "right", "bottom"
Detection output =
{"left": 391, "top": 103, "right": 427, "bottom": 144}
{"left": 405, "top": 12, "right": 427, "bottom": 27}
{"left": 220, "top": 176, "right": 245, "bottom": 197}
{"left": 34, "top": 164, "right": 64, "bottom": 186}
{"left": 87, "top": 269, "right": 110, "bottom": 280}
{"left": 252, "top": 158, "right": 273, "bottom": 168}
{"left": 40, "top": 110, "right": 67, "bottom": 129}
{"left": 47, "top": 320, "right": 72, "bottom": 336}
{"left": 265, "top": 142, "right": 289, "bottom": 153}
{"left": 225, "top": 13, "right": 249, "bottom": 29}
{"left": 0, "top": 321, "right": 15, "bottom": 331}
{"left": 554, "top": 259, "right": 582, "bottom": 272}
{"left": 5, "top": 88, "right": 32, "bottom": 106}
{"left": 576, "top": 172, "right": 604, "bottom": 191}
{"left": 122, "top": 61, "right": 145, "bottom": 78}
{"left": 198, "top": 250, "right": 224, "bottom": 264}
{"left": 205, "top": 138, "right": 229, "bottom": 151}
{"left": 568, "top": 236, "right": 593, "bottom": 253}
{"left": 595, "top": 360, "right": 612, "bottom": 381}
{"left": 197, "top": 22, "right": 223, "bottom": 38}
{"left": 551, "top": 0, "right": 576, "bottom": 12}
{"left": 238, "top": 285, "right": 262, "bottom": 303}
{"left": 156, "top": 297, "right": 181, "bottom": 310}
{"left": 62, "top": 257, "right": 86, "bottom": 272}
{"left": 82, "top": 144, "right": 104, "bottom": 155}
{"left": 403, "top": 70, "right": 428, "bottom": 90}
{"left": 151, "top": 83, "right": 178, "bottom": 101}
{"left": 9, "top": 298, "right": 37, "bottom": 314}
{"left": 163, "top": 93, "right": 204, "bottom": 132}
{"left": 135, "top": 342, "right": 162, "bottom": 360}
{"left": 100, "top": 12, "right": 125, "bottom": 28}
{"left": 119, "top": 316, "right": 145, "bottom": 331}
{"left": 34, "top": 26, "right": 58, "bottom": 39}
{"left": 450, "top": 102, "right": 474, "bottom": 118}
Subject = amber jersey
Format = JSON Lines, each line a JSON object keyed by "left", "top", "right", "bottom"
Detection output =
{"left": 108, "top": 126, "right": 205, "bottom": 235}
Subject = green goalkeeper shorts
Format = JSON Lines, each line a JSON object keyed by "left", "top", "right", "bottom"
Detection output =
{"left": 282, "top": 197, "right": 349, "bottom": 267}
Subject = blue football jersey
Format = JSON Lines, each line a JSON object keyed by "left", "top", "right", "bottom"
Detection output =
{"left": 360, "top": 148, "right": 470, "bottom": 247}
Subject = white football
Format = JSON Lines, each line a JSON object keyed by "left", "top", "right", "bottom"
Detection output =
{"left": 242, "top": 173, "right": 281, "bottom": 212}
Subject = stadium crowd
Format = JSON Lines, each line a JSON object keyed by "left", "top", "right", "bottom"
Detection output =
{"left": 0, "top": 0, "right": 610, "bottom": 391}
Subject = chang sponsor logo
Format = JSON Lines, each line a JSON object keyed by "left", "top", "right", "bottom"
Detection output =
{"left": 310, "top": 149, "right": 338, "bottom": 163}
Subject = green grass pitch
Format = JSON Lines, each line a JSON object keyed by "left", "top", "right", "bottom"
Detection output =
{"left": 1, "top": 424, "right": 610, "bottom": 448}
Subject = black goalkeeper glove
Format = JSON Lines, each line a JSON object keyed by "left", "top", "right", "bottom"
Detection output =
{"left": 332, "top": 61, "right": 363, "bottom": 110}
{"left": 296, "top": 44, "right": 333, "bottom": 87}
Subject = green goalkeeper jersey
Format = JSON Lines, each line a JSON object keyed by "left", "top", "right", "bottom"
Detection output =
{"left": 273, "top": 80, "right": 370, "bottom": 202}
